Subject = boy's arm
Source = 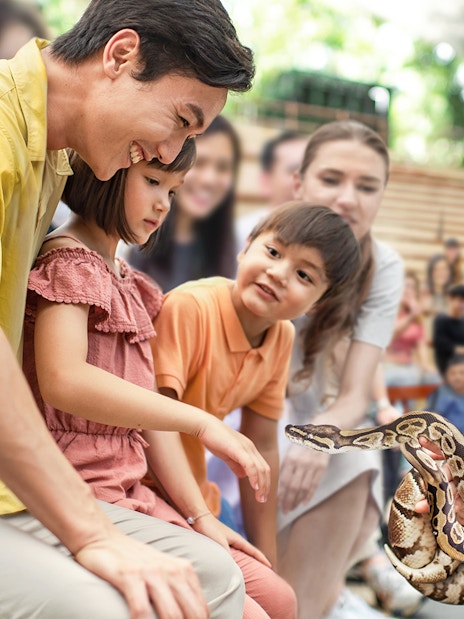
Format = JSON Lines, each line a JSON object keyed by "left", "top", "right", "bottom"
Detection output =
{"left": 238, "top": 406, "right": 279, "bottom": 569}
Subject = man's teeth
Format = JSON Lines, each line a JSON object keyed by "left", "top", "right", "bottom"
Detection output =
{"left": 130, "top": 143, "right": 144, "bottom": 164}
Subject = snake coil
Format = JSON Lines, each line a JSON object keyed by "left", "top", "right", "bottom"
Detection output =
{"left": 285, "top": 411, "right": 464, "bottom": 604}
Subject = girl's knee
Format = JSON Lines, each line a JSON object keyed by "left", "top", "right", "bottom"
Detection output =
{"left": 269, "top": 574, "right": 297, "bottom": 619}
{"left": 251, "top": 570, "right": 297, "bottom": 619}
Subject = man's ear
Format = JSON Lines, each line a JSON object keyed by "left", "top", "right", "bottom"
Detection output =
{"left": 102, "top": 29, "right": 141, "bottom": 78}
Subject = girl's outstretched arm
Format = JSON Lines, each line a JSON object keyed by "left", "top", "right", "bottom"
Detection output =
{"left": 143, "top": 426, "right": 271, "bottom": 566}
{"left": 34, "top": 298, "right": 270, "bottom": 502}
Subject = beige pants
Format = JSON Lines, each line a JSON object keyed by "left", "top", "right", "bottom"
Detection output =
{"left": 0, "top": 501, "right": 245, "bottom": 619}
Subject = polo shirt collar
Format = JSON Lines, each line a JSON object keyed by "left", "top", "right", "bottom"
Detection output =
{"left": 217, "top": 282, "right": 278, "bottom": 362}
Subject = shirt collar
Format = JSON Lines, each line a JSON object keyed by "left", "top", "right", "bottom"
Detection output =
{"left": 217, "top": 281, "right": 279, "bottom": 361}
{"left": 9, "top": 38, "right": 72, "bottom": 177}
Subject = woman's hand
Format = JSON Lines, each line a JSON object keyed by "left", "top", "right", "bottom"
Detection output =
{"left": 193, "top": 514, "right": 271, "bottom": 567}
{"left": 414, "top": 437, "right": 464, "bottom": 524}
{"left": 195, "top": 417, "right": 271, "bottom": 505}
{"left": 278, "top": 443, "right": 329, "bottom": 514}
{"left": 376, "top": 403, "right": 401, "bottom": 426}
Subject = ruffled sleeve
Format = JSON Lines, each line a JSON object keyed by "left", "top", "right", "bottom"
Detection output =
{"left": 26, "top": 247, "right": 162, "bottom": 343}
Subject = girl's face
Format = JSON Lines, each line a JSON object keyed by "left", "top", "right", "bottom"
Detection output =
{"left": 294, "top": 140, "right": 387, "bottom": 240}
{"left": 124, "top": 160, "right": 186, "bottom": 245}
{"left": 175, "top": 131, "right": 236, "bottom": 220}
{"left": 234, "top": 231, "right": 329, "bottom": 325}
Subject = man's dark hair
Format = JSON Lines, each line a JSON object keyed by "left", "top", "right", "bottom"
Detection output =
{"left": 446, "top": 354, "right": 464, "bottom": 370}
{"left": 51, "top": 0, "right": 254, "bottom": 92}
{"left": 260, "top": 130, "right": 306, "bottom": 172}
{"left": 448, "top": 284, "right": 464, "bottom": 299}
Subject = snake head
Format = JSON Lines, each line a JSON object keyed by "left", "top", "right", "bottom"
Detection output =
{"left": 285, "top": 423, "right": 344, "bottom": 452}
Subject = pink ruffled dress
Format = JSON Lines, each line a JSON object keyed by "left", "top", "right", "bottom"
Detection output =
{"left": 23, "top": 240, "right": 187, "bottom": 527}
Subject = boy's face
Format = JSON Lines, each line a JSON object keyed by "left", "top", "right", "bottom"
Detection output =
{"left": 124, "top": 160, "right": 186, "bottom": 245}
{"left": 446, "top": 363, "right": 464, "bottom": 394}
{"left": 234, "top": 231, "right": 329, "bottom": 325}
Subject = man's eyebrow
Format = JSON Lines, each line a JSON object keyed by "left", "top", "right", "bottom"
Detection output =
{"left": 187, "top": 104, "right": 205, "bottom": 128}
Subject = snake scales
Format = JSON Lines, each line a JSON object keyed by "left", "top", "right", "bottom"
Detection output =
{"left": 285, "top": 411, "right": 464, "bottom": 604}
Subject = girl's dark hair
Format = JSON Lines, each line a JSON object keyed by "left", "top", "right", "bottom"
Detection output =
{"left": 250, "top": 202, "right": 361, "bottom": 379}
{"left": 295, "top": 120, "right": 390, "bottom": 379}
{"left": 129, "top": 115, "right": 241, "bottom": 289}
{"left": 62, "top": 138, "right": 196, "bottom": 244}
{"left": 50, "top": 0, "right": 254, "bottom": 92}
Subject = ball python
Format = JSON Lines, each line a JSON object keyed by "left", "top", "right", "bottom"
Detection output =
{"left": 285, "top": 411, "right": 464, "bottom": 604}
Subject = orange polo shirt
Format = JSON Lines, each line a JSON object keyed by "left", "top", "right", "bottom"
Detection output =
{"left": 152, "top": 277, "right": 294, "bottom": 516}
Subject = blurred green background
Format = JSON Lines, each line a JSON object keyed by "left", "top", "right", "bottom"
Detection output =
{"left": 37, "top": 0, "right": 464, "bottom": 167}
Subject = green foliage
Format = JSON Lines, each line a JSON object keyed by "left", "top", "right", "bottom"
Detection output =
{"left": 39, "top": 0, "right": 88, "bottom": 37}
{"left": 225, "top": 0, "right": 464, "bottom": 166}
{"left": 39, "top": 0, "right": 464, "bottom": 166}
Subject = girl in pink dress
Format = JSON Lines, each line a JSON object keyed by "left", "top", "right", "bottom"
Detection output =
{"left": 22, "top": 142, "right": 297, "bottom": 619}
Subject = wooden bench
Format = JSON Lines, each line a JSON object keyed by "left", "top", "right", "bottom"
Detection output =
{"left": 387, "top": 383, "right": 441, "bottom": 411}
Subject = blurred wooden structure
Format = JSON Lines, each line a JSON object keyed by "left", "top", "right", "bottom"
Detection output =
{"left": 387, "top": 384, "right": 441, "bottom": 411}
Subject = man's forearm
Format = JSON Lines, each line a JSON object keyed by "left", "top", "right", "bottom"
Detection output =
{"left": 0, "top": 329, "right": 114, "bottom": 555}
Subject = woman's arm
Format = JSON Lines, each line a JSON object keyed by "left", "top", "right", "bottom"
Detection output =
{"left": 0, "top": 329, "right": 210, "bottom": 619}
{"left": 34, "top": 298, "right": 270, "bottom": 503}
{"left": 371, "top": 362, "right": 401, "bottom": 425}
{"left": 239, "top": 407, "right": 279, "bottom": 568}
{"left": 312, "top": 340, "right": 383, "bottom": 428}
{"left": 279, "top": 341, "right": 382, "bottom": 513}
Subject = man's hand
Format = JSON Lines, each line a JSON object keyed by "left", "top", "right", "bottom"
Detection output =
{"left": 75, "top": 529, "right": 210, "bottom": 619}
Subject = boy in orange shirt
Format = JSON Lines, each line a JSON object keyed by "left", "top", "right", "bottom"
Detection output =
{"left": 151, "top": 202, "right": 360, "bottom": 575}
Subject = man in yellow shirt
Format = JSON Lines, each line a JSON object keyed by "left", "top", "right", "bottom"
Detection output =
{"left": 0, "top": 1, "right": 256, "bottom": 617}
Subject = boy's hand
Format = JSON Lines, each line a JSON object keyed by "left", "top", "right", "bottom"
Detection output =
{"left": 195, "top": 418, "right": 271, "bottom": 504}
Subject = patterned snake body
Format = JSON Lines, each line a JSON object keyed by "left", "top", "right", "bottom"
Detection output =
{"left": 285, "top": 411, "right": 464, "bottom": 604}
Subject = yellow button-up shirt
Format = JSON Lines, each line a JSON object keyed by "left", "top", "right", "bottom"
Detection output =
{"left": 0, "top": 39, "right": 72, "bottom": 515}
